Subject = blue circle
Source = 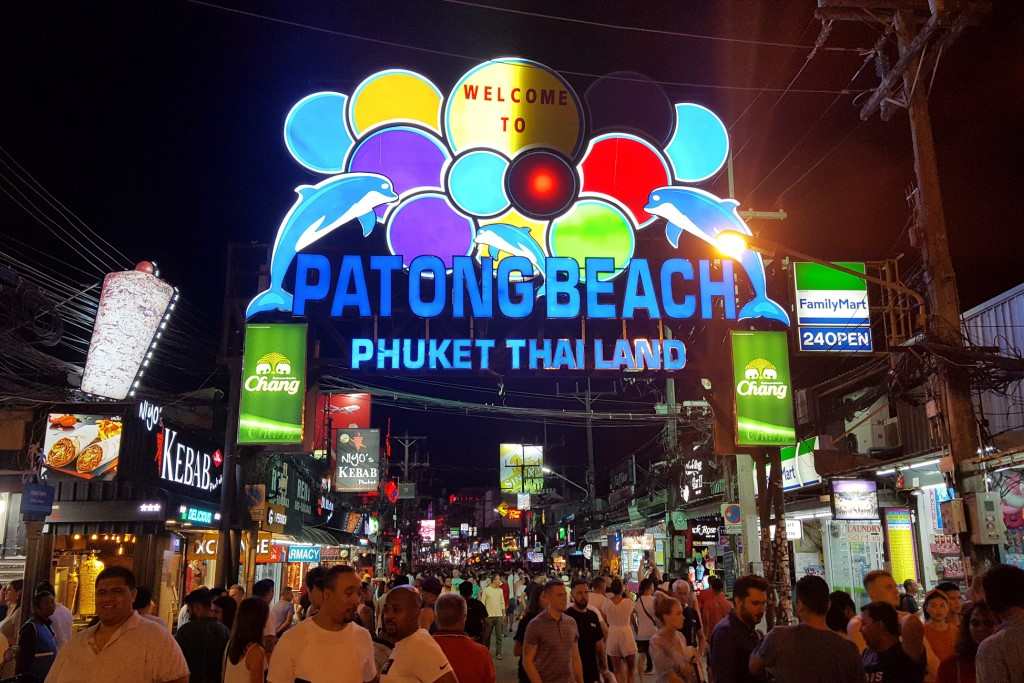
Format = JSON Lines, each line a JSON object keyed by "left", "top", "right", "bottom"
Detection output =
{"left": 664, "top": 103, "right": 729, "bottom": 183}
{"left": 446, "top": 149, "right": 510, "bottom": 217}
{"left": 284, "top": 92, "right": 354, "bottom": 173}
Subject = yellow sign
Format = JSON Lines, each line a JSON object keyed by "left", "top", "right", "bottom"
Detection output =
{"left": 444, "top": 58, "right": 583, "bottom": 158}
{"left": 884, "top": 508, "right": 917, "bottom": 585}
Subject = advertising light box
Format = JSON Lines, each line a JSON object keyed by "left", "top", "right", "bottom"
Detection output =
{"left": 731, "top": 331, "right": 796, "bottom": 446}
{"left": 499, "top": 443, "right": 544, "bottom": 493}
{"left": 238, "top": 324, "right": 307, "bottom": 444}
{"left": 832, "top": 479, "right": 880, "bottom": 520}
{"left": 794, "top": 261, "right": 873, "bottom": 352}
{"left": 333, "top": 429, "right": 380, "bottom": 492}
{"left": 81, "top": 269, "right": 176, "bottom": 400}
{"left": 42, "top": 413, "right": 123, "bottom": 480}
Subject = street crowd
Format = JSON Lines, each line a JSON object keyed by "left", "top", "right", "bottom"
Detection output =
{"left": 1, "top": 561, "right": 1022, "bottom": 682}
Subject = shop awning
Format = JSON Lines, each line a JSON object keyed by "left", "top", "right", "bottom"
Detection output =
{"left": 293, "top": 526, "right": 351, "bottom": 547}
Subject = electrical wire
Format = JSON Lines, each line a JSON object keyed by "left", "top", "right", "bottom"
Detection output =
{"left": 439, "top": 0, "right": 863, "bottom": 52}
{"left": 183, "top": 0, "right": 866, "bottom": 95}
{"left": 773, "top": 120, "right": 864, "bottom": 204}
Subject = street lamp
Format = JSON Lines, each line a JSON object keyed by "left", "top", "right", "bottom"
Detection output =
{"left": 715, "top": 230, "right": 928, "bottom": 332}
{"left": 541, "top": 466, "right": 590, "bottom": 499}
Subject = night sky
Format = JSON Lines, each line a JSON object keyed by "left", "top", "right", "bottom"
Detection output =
{"left": 3, "top": 1, "right": 1022, "bottom": 489}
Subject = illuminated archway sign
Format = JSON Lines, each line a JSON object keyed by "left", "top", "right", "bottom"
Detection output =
{"left": 248, "top": 58, "right": 790, "bottom": 372}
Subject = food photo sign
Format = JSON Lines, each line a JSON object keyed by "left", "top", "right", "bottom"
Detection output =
{"left": 42, "top": 413, "right": 124, "bottom": 480}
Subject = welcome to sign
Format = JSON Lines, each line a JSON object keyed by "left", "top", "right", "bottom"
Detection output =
{"left": 244, "top": 57, "right": 793, "bottom": 375}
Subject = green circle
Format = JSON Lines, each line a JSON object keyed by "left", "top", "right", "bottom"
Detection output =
{"left": 548, "top": 198, "right": 635, "bottom": 281}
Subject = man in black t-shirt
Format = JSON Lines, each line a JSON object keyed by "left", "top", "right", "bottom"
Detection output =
{"left": 860, "top": 602, "right": 924, "bottom": 683}
{"left": 459, "top": 580, "right": 488, "bottom": 643}
{"left": 566, "top": 579, "right": 608, "bottom": 683}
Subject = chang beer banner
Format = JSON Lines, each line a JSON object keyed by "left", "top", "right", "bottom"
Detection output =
{"left": 238, "top": 324, "right": 308, "bottom": 444}
{"left": 731, "top": 330, "right": 796, "bottom": 446}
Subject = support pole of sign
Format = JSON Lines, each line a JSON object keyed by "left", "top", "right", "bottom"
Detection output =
{"left": 217, "top": 357, "right": 243, "bottom": 588}
{"left": 18, "top": 521, "right": 51, "bottom": 630}
{"left": 585, "top": 375, "right": 596, "bottom": 504}
{"left": 736, "top": 453, "right": 761, "bottom": 575}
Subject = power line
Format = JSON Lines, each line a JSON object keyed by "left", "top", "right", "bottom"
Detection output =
{"left": 183, "top": 1, "right": 865, "bottom": 95}
{"left": 748, "top": 50, "right": 876, "bottom": 197}
{"left": 440, "top": 0, "right": 862, "bottom": 52}
{"left": 773, "top": 120, "right": 864, "bottom": 204}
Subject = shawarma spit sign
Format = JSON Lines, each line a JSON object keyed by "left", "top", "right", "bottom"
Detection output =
{"left": 245, "top": 58, "right": 791, "bottom": 373}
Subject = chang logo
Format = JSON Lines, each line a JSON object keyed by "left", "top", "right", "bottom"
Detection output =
{"left": 736, "top": 358, "right": 788, "bottom": 399}
{"left": 245, "top": 352, "right": 301, "bottom": 395}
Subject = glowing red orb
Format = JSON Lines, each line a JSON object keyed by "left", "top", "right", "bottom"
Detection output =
{"left": 579, "top": 134, "right": 672, "bottom": 227}
{"left": 134, "top": 261, "right": 156, "bottom": 274}
{"left": 506, "top": 150, "right": 578, "bottom": 219}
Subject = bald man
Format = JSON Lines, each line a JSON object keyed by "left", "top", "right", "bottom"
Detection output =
{"left": 380, "top": 587, "right": 457, "bottom": 683}
{"left": 433, "top": 593, "right": 495, "bottom": 683}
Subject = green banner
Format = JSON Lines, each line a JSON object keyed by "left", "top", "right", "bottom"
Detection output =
{"left": 731, "top": 330, "right": 796, "bottom": 446}
{"left": 238, "top": 324, "right": 307, "bottom": 444}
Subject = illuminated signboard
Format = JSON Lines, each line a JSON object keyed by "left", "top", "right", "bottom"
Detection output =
{"left": 287, "top": 545, "right": 321, "bottom": 563}
{"left": 238, "top": 324, "right": 307, "bottom": 444}
{"left": 246, "top": 58, "right": 790, "bottom": 373}
{"left": 794, "top": 262, "right": 872, "bottom": 352}
{"left": 42, "top": 414, "right": 123, "bottom": 481}
{"left": 334, "top": 429, "right": 380, "bottom": 492}
{"left": 499, "top": 444, "right": 544, "bottom": 493}
{"left": 81, "top": 266, "right": 177, "bottom": 400}
{"left": 178, "top": 505, "right": 217, "bottom": 526}
{"left": 731, "top": 331, "right": 796, "bottom": 446}
{"left": 832, "top": 479, "right": 880, "bottom": 520}
{"left": 419, "top": 519, "right": 436, "bottom": 542}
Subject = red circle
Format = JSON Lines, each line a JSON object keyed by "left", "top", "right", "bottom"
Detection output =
{"left": 579, "top": 135, "right": 672, "bottom": 226}
{"left": 506, "top": 150, "right": 578, "bottom": 219}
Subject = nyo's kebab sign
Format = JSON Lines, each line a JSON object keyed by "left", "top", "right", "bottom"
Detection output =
{"left": 42, "top": 413, "right": 123, "bottom": 480}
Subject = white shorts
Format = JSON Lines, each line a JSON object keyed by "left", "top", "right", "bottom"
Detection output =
{"left": 606, "top": 625, "right": 638, "bottom": 657}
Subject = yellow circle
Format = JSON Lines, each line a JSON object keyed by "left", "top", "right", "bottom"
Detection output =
{"left": 445, "top": 58, "right": 583, "bottom": 158}
{"left": 348, "top": 69, "right": 443, "bottom": 137}
{"left": 476, "top": 208, "right": 548, "bottom": 280}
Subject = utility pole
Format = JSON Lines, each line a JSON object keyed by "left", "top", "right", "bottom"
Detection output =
{"left": 571, "top": 378, "right": 605, "bottom": 506}
{"left": 818, "top": 0, "right": 990, "bottom": 568}
{"left": 391, "top": 432, "right": 426, "bottom": 571}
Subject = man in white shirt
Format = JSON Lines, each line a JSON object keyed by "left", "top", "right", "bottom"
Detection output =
{"left": 47, "top": 566, "right": 189, "bottom": 683}
{"left": 380, "top": 586, "right": 458, "bottom": 683}
{"left": 269, "top": 565, "right": 378, "bottom": 683}
{"left": 481, "top": 575, "right": 506, "bottom": 660}
{"left": 587, "top": 577, "right": 610, "bottom": 626}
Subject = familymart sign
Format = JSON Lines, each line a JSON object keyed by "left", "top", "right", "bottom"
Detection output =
{"left": 794, "top": 262, "right": 872, "bottom": 353}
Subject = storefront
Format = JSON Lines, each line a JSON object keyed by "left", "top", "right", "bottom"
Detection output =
{"left": 38, "top": 401, "right": 224, "bottom": 630}
{"left": 0, "top": 477, "right": 27, "bottom": 585}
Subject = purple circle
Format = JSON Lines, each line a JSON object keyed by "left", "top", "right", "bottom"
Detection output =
{"left": 346, "top": 126, "right": 450, "bottom": 218}
{"left": 386, "top": 193, "right": 475, "bottom": 269}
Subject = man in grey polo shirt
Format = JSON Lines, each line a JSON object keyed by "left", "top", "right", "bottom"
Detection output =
{"left": 523, "top": 579, "right": 584, "bottom": 683}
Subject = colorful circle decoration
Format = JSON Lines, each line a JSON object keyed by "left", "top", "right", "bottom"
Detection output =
{"left": 284, "top": 92, "right": 354, "bottom": 173}
{"left": 578, "top": 133, "right": 673, "bottom": 229}
{"left": 386, "top": 192, "right": 475, "bottom": 270}
{"left": 505, "top": 149, "right": 579, "bottom": 219}
{"left": 444, "top": 58, "right": 584, "bottom": 159}
{"left": 664, "top": 103, "right": 729, "bottom": 183}
{"left": 548, "top": 197, "right": 635, "bottom": 281}
{"left": 446, "top": 149, "right": 510, "bottom": 217}
{"left": 347, "top": 69, "right": 444, "bottom": 137}
{"left": 266, "top": 59, "right": 745, "bottom": 301}
{"left": 346, "top": 126, "right": 450, "bottom": 218}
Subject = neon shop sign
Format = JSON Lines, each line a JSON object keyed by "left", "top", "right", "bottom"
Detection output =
{"left": 246, "top": 58, "right": 790, "bottom": 372}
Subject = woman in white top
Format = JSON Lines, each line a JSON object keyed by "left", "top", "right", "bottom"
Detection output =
{"left": 603, "top": 578, "right": 639, "bottom": 683}
{"left": 650, "top": 596, "right": 697, "bottom": 683}
{"left": 633, "top": 578, "right": 659, "bottom": 677}
{"left": 224, "top": 597, "right": 269, "bottom": 683}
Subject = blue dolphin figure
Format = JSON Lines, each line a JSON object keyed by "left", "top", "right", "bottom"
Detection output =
{"left": 474, "top": 223, "right": 549, "bottom": 296}
{"left": 644, "top": 186, "right": 790, "bottom": 325}
{"left": 246, "top": 173, "right": 398, "bottom": 318}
